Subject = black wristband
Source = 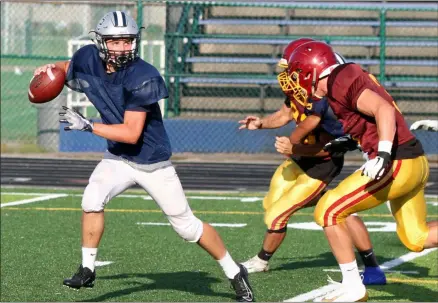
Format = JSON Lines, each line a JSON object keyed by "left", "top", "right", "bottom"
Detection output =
{"left": 377, "top": 151, "right": 391, "bottom": 164}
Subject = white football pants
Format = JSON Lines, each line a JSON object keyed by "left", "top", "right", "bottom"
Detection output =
{"left": 81, "top": 159, "right": 203, "bottom": 242}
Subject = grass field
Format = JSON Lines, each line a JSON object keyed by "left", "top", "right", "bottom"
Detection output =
{"left": 1, "top": 187, "right": 437, "bottom": 302}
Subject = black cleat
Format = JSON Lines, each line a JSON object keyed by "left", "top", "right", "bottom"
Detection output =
{"left": 63, "top": 265, "right": 95, "bottom": 289}
{"left": 230, "top": 263, "right": 254, "bottom": 302}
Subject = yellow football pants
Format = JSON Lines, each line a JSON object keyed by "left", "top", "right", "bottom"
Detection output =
{"left": 315, "top": 155, "right": 430, "bottom": 252}
{"left": 264, "top": 159, "right": 326, "bottom": 231}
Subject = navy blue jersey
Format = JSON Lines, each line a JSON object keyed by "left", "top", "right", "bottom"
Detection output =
{"left": 306, "top": 97, "right": 344, "bottom": 138}
{"left": 66, "top": 44, "right": 171, "bottom": 164}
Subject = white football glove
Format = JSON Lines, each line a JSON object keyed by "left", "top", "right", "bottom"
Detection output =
{"left": 361, "top": 141, "right": 392, "bottom": 180}
{"left": 59, "top": 106, "right": 94, "bottom": 132}
{"left": 410, "top": 120, "right": 438, "bottom": 132}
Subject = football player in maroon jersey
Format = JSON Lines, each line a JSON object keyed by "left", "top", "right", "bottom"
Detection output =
{"left": 285, "top": 41, "right": 438, "bottom": 302}
{"left": 239, "top": 39, "right": 386, "bottom": 286}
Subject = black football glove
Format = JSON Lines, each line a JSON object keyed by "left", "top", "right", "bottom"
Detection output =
{"left": 323, "top": 135, "right": 360, "bottom": 156}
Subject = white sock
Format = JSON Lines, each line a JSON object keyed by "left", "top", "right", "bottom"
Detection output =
{"left": 339, "top": 260, "right": 362, "bottom": 286}
{"left": 218, "top": 251, "right": 240, "bottom": 279}
{"left": 82, "top": 247, "right": 98, "bottom": 272}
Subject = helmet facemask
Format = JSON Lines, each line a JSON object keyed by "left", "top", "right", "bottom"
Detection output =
{"left": 277, "top": 70, "right": 313, "bottom": 108}
{"left": 94, "top": 33, "right": 140, "bottom": 69}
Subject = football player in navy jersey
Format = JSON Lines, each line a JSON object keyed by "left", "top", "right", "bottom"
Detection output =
{"left": 33, "top": 11, "right": 254, "bottom": 301}
{"left": 238, "top": 39, "right": 386, "bottom": 286}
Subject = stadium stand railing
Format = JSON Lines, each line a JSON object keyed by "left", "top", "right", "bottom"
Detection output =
{"left": 164, "top": 1, "right": 438, "bottom": 119}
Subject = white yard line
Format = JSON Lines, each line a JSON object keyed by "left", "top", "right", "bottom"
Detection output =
{"left": 137, "top": 222, "right": 247, "bottom": 227}
{"left": 284, "top": 248, "right": 437, "bottom": 302}
{"left": 1, "top": 191, "right": 264, "bottom": 202}
{"left": 0, "top": 193, "right": 68, "bottom": 208}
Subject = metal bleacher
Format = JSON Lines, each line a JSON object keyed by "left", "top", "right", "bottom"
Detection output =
{"left": 165, "top": 1, "right": 438, "bottom": 119}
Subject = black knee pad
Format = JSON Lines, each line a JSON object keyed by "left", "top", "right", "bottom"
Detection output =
{"left": 267, "top": 227, "right": 287, "bottom": 234}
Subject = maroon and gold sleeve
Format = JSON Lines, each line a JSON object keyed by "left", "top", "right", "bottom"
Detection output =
{"left": 327, "top": 63, "right": 362, "bottom": 110}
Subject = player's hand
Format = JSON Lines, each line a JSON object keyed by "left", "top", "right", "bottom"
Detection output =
{"left": 59, "top": 106, "right": 94, "bottom": 132}
{"left": 34, "top": 64, "right": 56, "bottom": 76}
{"left": 361, "top": 152, "right": 391, "bottom": 180}
{"left": 323, "top": 135, "right": 359, "bottom": 155}
{"left": 275, "top": 136, "right": 292, "bottom": 156}
{"left": 410, "top": 120, "right": 438, "bottom": 132}
{"left": 238, "top": 116, "right": 262, "bottom": 130}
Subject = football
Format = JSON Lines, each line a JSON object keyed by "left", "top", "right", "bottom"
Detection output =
{"left": 28, "top": 66, "right": 66, "bottom": 104}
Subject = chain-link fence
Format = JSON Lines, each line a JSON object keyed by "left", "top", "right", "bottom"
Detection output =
{"left": 1, "top": 1, "right": 437, "bottom": 154}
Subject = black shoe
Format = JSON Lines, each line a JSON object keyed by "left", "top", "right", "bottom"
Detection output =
{"left": 230, "top": 263, "right": 254, "bottom": 302}
{"left": 63, "top": 265, "right": 95, "bottom": 289}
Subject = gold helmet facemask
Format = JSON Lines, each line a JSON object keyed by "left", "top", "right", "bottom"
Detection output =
{"left": 277, "top": 71, "right": 310, "bottom": 108}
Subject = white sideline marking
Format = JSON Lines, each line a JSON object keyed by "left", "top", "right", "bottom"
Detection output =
{"left": 211, "top": 223, "right": 247, "bottom": 227}
{"left": 323, "top": 269, "right": 419, "bottom": 274}
{"left": 137, "top": 222, "right": 246, "bottom": 228}
{"left": 379, "top": 247, "right": 437, "bottom": 270}
{"left": 284, "top": 284, "right": 338, "bottom": 303}
{"left": 0, "top": 194, "right": 68, "bottom": 208}
{"left": 284, "top": 248, "right": 438, "bottom": 302}
{"left": 95, "top": 261, "right": 113, "bottom": 267}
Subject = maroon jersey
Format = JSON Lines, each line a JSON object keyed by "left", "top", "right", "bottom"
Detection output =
{"left": 326, "top": 63, "right": 421, "bottom": 159}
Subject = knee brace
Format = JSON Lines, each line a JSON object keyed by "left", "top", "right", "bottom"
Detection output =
{"left": 170, "top": 214, "right": 204, "bottom": 243}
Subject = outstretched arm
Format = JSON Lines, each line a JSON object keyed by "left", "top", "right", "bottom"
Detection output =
{"left": 60, "top": 107, "right": 146, "bottom": 145}
{"left": 239, "top": 103, "right": 292, "bottom": 130}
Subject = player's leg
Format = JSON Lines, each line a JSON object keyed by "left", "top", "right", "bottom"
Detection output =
{"left": 135, "top": 164, "right": 254, "bottom": 302}
{"left": 389, "top": 156, "right": 437, "bottom": 251}
{"left": 345, "top": 215, "right": 386, "bottom": 285}
{"left": 243, "top": 159, "right": 298, "bottom": 272}
{"left": 243, "top": 160, "right": 325, "bottom": 273}
{"left": 314, "top": 157, "right": 428, "bottom": 301}
{"left": 64, "top": 159, "right": 135, "bottom": 289}
{"left": 313, "top": 167, "right": 394, "bottom": 301}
